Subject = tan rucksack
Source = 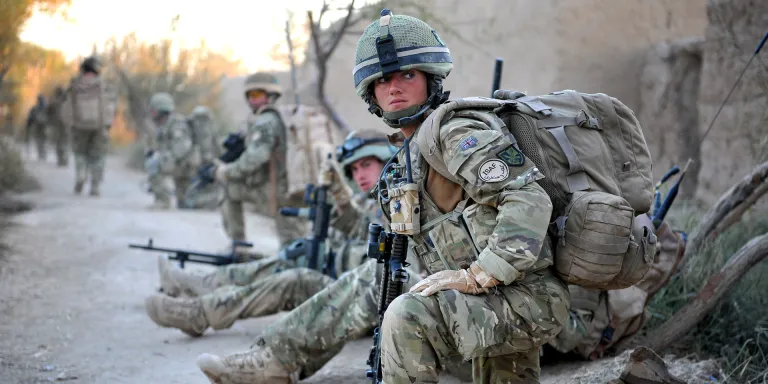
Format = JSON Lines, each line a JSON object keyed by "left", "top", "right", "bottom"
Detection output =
{"left": 416, "top": 90, "right": 657, "bottom": 290}
{"left": 553, "top": 222, "right": 686, "bottom": 359}
{"left": 63, "top": 76, "right": 114, "bottom": 131}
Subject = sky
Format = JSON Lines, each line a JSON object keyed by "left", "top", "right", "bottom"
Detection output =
{"left": 20, "top": 0, "right": 367, "bottom": 73}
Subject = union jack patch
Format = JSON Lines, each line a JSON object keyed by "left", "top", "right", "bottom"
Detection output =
{"left": 460, "top": 136, "right": 478, "bottom": 151}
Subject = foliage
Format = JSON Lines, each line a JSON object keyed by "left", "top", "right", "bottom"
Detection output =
{"left": 101, "top": 18, "right": 245, "bottom": 143}
{"left": 0, "top": 1, "right": 72, "bottom": 137}
{"left": 0, "top": 136, "right": 39, "bottom": 194}
{"left": 646, "top": 203, "right": 768, "bottom": 383}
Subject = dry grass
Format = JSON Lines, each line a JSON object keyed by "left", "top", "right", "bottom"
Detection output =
{"left": 0, "top": 137, "right": 40, "bottom": 193}
{"left": 645, "top": 202, "right": 768, "bottom": 383}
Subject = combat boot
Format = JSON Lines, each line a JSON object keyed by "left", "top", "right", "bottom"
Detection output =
{"left": 148, "top": 199, "right": 172, "bottom": 210}
{"left": 197, "top": 346, "right": 299, "bottom": 384}
{"left": 144, "top": 294, "right": 208, "bottom": 337}
{"left": 612, "top": 347, "right": 685, "bottom": 384}
{"left": 74, "top": 180, "right": 85, "bottom": 195}
{"left": 157, "top": 256, "right": 211, "bottom": 297}
{"left": 89, "top": 183, "right": 100, "bottom": 197}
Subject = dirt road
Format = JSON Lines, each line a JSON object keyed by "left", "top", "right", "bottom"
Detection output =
{"left": 0, "top": 156, "right": 715, "bottom": 384}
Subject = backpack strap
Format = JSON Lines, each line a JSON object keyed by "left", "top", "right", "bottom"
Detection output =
{"left": 416, "top": 97, "right": 516, "bottom": 185}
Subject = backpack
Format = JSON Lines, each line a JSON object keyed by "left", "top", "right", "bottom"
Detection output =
{"left": 553, "top": 222, "right": 686, "bottom": 359}
{"left": 416, "top": 90, "right": 657, "bottom": 290}
{"left": 68, "top": 75, "right": 106, "bottom": 130}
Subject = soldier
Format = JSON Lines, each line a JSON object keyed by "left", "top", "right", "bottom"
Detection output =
{"left": 63, "top": 55, "right": 114, "bottom": 196}
{"left": 195, "top": 10, "right": 570, "bottom": 384}
{"left": 182, "top": 105, "right": 220, "bottom": 209}
{"left": 48, "top": 86, "right": 69, "bottom": 167}
{"left": 144, "top": 92, "right": 198, "bottom": 210}
{"left": 25, "top": 94, "right": 48, "bottom": 161}
{"left": 207, "top": 73, "right": 305, "bottom": 251}
{"left": 143, "top": 131, "right": 400, "bottom": 339}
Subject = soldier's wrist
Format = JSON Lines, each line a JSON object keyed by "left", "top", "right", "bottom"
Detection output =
{"left": 469, "top": 262, "right": 500, "bottom": 289}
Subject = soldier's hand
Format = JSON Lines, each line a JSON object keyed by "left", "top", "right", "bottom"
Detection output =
{"left": 409, "top": 262, "right": 499, "bottom": 297}
{"left": 214, "top": 164, "right": 228, "bottom": 183}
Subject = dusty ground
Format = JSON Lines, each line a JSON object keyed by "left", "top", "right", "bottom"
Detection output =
{"left": 0, "top": 155, "right": 719, "bottom": 384}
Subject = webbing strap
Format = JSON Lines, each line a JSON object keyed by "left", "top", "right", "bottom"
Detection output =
{"left": 537, "top": 116, "right": 579, "bottom": 128}
{"left": 449, "top": 198, "right": 470, "bottom": 224}
{"left": 421, "top": 211, "right": 454, "bottom": 233}
{"left": 546, "top": 126, "right": 590, "bottom": 192}
{"left": 517, "top": 96, "right": 553, "bottom": 116}
{"left": 564, "top": 230, "right": 630, "bottom": 254}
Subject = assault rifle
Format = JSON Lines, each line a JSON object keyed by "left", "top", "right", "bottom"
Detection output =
{"left": 365, "top": 223, "right": 410, "bottom": 383}
{"left": 278, "top": 183, "right": 336, "bottom": 278}
{"left": 183, "top": 132, "right": 246, "bottom": 207}
{"left": 128, "top": 239, "right": 254, "bottom": 269}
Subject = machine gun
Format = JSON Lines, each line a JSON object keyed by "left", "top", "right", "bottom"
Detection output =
{"left": 278, "top": 183, "right": 336, "bottom": 278}
{"left": 365, "top": 223, "right": 410, "bottom": 383}
{"left": 128, "top": 239, "right": 254, "bottom": 269}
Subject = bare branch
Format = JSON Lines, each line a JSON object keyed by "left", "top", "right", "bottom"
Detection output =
{"left": 307, "top": 10, "right": 325, "bottom": 65}
{"left": 322, "top": 0, "right": 357, "bottom": 59}
{"left": 643, "top": 233, "right": 768, "bottom": 352}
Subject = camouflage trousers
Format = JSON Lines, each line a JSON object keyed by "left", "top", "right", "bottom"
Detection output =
{"left": 31, "top": 123, "right": 47, "bottom": 160}
{"left": 255, "top": 259, "right": 434, "bottom": 379}
{"left": 172, "top": 256, "right": 335, "bottom": 331}
{"left": 71, "top": 128, "right": 108, "bottom": 186}
{"left": 380, "top": 270, "right": 570, "bottom": 384}
{"left": 148, "top": 163, "right": 196, "bottom": 208}
{"left": 51, "top": 122, "right": 69, "bottom": 166}
{"left": 220, "top": 180, "right": 305, "bottom": 248}
{"left": 176, "top": 256, "right": 291, "bottom": 296}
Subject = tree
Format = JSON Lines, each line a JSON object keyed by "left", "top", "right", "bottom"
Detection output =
{"left": 101, "top": 18, "right": 244, "bottom": 139}
{"left": 0, "top": 0, "right": 69, "bottom": 93}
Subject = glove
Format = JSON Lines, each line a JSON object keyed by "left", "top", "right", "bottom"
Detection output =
{"left": 409, "top": 262, "right": 500, "bottom": 297}
{"left": 214, "top": 163, "right": 228, "bottom": 183}
{"left": 144, "top": 153, "right": 160, "bottom": 176}
{"left": 318, "top": 156, "right": 351, "bottom": 206}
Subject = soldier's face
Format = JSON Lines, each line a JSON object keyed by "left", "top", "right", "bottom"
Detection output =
{"left": 372, "top": 70, "right": 428, "bottom": 113}
{"left": 247, "top": 90, "right": 269, "bottom": 110}
{"left": 349, "top": 156, "right": 385, "bottom": 192}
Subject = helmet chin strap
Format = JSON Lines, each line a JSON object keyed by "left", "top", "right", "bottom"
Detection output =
{"left": 367, "top": 76, "right": 450, "bottom": 129}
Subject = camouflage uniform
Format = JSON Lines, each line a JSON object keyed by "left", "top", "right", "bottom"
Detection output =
{"left": 219, "top": 73, "right": 304, "bottom": 247}
{"left": 64, "top": 56, "right": 115, "bottom": 196}
{"left": 25, "top": 95, "right": 48, "bottom": 161}
{"left": 47, "top": 87, "right": 69, "bottom": 166}
{"left": 146, "top": 93, "right": 197, "bottom": 208}
{"left": 182, "top": 105, "right": 220, "bottom": 209}
{"left": 147, "top": 195, "right": 379, "bottom": 337}
{"left": 352, "top": 11, "right": 569, "bottom": 383}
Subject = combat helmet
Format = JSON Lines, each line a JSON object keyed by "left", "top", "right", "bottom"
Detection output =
{"left": 243, "top": 72, "right": 282, "bottom": 99}
{"left": 149, "top": 92, "right": 175, "bottom": 113}
{"left": 353, "top": 9, "right": 452, "bottom": 128}
{"left": 191, "top": 105, "right": 212, "bottom": 118}
{"left": 80, "top": 55, "right": 103, "bottom": 75}
{"left": 336, "top": 129, "right": 395, "bottom": 179}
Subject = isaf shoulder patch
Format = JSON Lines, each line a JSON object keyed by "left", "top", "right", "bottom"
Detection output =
{"left": 478, "top": 159, "right": 509, "bottom": 182}
{"left": 497, "top": 145, "right": 526, "bottom": 166}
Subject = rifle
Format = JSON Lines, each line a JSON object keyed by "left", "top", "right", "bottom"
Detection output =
{"left": 365, "top": 223, "right": 410, "bottom": 383}
{"left": 651, "top": 160, "right": 691, "bottom": 229}
{"left": 491, "top": 58, "right": 503, "bottom": 97}
{"left": 366, "top": 136, "right": 413, "bottom": 383}
{"left": 128, "top": 238, "right": 254, "bottom": 269}
{"left": 278, "top": 183, "right": 336, "bottom": 278}
{"left": 183, "top": 132, "right": 246, "bottom": 206}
